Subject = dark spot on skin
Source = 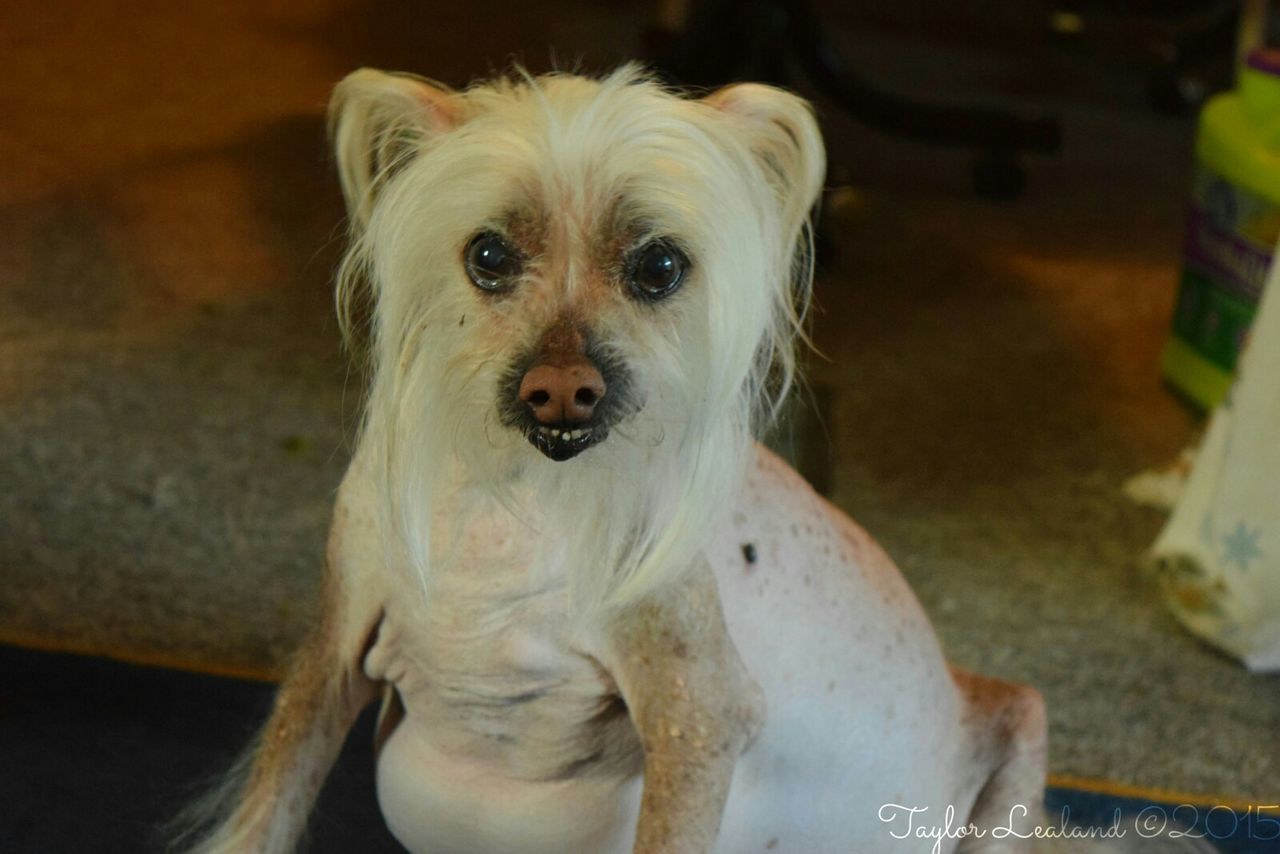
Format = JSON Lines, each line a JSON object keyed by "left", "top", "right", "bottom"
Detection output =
{"left": 742, "top": 542, "right": 757, "bottom": 565}
{"left": 672, "top": 640, "right": 688, "bottom": 658}
{"left": 459, "top": 314, "right": 466, "bottom": 326}
{"left": 766, "top": 839, "right": 779, "bottom": 850}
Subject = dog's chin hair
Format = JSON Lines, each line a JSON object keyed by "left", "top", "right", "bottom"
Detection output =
{"left": 525, "top": 405, "right": 751, "bottom": 615}
{"left": 354, "top": 251, "right": 759, "bottom": 617}
{"left": 363, "top": 348, "right": 752, "bottom": 617}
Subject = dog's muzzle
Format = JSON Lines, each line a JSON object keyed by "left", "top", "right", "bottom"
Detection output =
{"left": 499, "top": 344, "right": 634, "bottom": 462}
{"left": 515, "top": 355, "right": 607, "bottom": 461}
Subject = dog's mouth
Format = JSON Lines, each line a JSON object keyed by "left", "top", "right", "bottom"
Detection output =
{"left": 525, "top": 422, "right": 610, "bottom": 461}
{"left": 498, "top": 341, "right": 638, "bottom": 463}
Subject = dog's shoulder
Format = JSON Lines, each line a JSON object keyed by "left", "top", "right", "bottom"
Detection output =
{"left": 730, "top": 442, "right": 905, "bottom": 590}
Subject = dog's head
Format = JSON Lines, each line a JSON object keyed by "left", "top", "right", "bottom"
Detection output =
{"left": 331, "top": 66, "right": 823, "bottom": 606}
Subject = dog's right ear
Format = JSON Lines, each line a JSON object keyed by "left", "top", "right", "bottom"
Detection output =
{"left": 702, "top": 83, "right": 825, "bottom": 241}
{"left": 329, "top": 69, "right": 461, "bottom": 228}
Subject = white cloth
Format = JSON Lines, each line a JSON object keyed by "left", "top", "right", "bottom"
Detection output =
{"left": 1152, "top": 245, "right": 1280, "bottom": 672}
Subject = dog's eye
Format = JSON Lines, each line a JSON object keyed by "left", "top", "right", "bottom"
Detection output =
{"left": 629, "top": 240, "right": 687, "bottom": 301}
{"left": 464, "top": 231, "right": 522, "bottom": 291}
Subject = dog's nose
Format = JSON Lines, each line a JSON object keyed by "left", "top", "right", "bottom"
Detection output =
{"left": 518, "top": 359, "right": 606, "bottom": 425}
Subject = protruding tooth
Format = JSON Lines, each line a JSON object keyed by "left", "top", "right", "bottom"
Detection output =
{"left": 569, "top": 430, "right": 581, "bottom": 439}
{"left": 551, "top": 428, "right": 561, "bottom": 438}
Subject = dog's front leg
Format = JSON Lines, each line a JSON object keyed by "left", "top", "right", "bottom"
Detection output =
{"left": 601, "top": 561, "right": 763, "bottom": 854}
{"left": 183, "top": 536, "right": 383, "bottom": 853}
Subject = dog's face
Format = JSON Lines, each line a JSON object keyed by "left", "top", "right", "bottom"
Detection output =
{"left": 331, "top": 66, "right": 823, "bottom": 607}
{"left": 332, "top": 67, "right": 824, "bottom": 468}
{"left": 471, "top": 183, "right": 685, "bottom": 463}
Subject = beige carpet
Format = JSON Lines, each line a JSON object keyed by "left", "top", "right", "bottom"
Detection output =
{"left": 2, "top": 0, "right": 1276, "bottom": 801}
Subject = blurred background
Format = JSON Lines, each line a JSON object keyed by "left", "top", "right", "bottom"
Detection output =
{"left": 1, "top": 0, "right": 1277, "bottom": 851}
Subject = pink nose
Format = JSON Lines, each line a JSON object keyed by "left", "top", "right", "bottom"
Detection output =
{"left": 518, "top": 358, "right": 606, "bottom": 425}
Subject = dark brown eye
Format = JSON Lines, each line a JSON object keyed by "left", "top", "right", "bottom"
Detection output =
{"left": 629, "top": 240, "right": 687, "bottom": 300}
{"left": 465, "top": 231, "right": 522, "bottom": 291}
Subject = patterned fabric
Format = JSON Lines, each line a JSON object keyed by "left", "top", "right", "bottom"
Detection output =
{"left": 1152, "top": 240, "right": 1280, "bottom": 671}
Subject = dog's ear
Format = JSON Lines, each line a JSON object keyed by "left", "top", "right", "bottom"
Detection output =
{"left": 703, "top": 83, "right": 825, "bottom": 234}
{"left": 702, "top": 84, "right": 825, "bottom": 420}
{"left": 329, "top": 69, "right": 461, "bottom": 228}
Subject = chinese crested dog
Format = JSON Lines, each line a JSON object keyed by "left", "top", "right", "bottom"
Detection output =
{"left": 182, "top": 65, "right": 1052, "bottom": 854}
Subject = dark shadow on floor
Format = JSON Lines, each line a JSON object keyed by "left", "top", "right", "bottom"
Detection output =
{"left": 0, "top": 644, "right": 402, "bottom": 854}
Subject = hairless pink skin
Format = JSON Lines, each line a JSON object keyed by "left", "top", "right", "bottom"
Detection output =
{"left": 192, "top": 444, "right": 1046, "bottom": 854}
{"left": 185, "top": 66, "right": 1048, "bottom": 854}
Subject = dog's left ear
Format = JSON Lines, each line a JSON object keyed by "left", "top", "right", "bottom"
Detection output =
{"left": 329, "top": 68, "right": 462, "bottom": 229}
{"left": 703, "top": 83, "right": 826, "bottom": 234}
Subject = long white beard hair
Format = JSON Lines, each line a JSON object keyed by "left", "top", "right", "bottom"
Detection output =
{"left": 354, "top": 288, "right": 756, "bottom": 618}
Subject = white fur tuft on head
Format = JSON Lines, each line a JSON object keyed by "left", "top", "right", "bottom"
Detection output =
{"left": 328, "top": 65, "right": 825, "bottom": 615}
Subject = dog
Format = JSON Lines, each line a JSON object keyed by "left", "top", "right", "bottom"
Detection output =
{"left": 182, "top": 65, "right": 1050, "bottom": 853}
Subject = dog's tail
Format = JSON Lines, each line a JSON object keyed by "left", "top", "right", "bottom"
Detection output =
{"left": 164, "top": 736, "right": 290, "bottom": 854}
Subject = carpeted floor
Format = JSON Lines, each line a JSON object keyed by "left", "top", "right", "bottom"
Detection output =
{"left": 1, "top": 0, "right": 1276, "bottom": 822}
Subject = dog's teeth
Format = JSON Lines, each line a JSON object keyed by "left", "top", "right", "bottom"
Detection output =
{"left": 551, "top": 428, "right": 561, "bottom": 438}
{"left": 569, "top": 430, "right": 581, "bottom": 439}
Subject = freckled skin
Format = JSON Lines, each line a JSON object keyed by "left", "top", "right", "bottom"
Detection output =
{"left": 600, "top": 564, "right": 764, "bottom": 854}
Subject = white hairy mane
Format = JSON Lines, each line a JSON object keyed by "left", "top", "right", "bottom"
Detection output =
{"left": 329, "top": 65, "right": 824, "bottom": 615}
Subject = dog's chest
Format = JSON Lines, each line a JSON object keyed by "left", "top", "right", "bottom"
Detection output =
{"left": 363, "top": 555, "right": 641, "bottom": 782}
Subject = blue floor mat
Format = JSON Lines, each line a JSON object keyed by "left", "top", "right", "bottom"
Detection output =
{"left": 1046, "top": 785, "right": 1280, "bottom": 853}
